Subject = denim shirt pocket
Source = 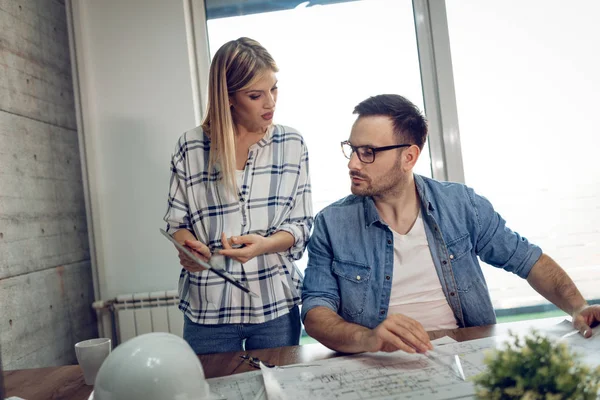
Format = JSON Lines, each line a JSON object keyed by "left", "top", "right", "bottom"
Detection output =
{"left": 446, "top": 234, "right": 474, "bottom": 293}
{"left": 332, "top": 259, "right": 371, "bottom": 318}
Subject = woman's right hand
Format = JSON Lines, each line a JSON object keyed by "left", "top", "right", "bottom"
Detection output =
{"left": 177, "top": 239, "right": 212, "bottom": 272}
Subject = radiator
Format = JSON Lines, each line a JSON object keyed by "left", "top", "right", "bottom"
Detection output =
{"left": 93, "top": 290, "right": 184, "bottom": 345}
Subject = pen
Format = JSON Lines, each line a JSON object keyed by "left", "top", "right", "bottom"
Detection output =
{"left": 160, "top": 229, "right": 259, "bottom": 298}
{"left": 560, "top": 330, "right": 580, "bottom": 339}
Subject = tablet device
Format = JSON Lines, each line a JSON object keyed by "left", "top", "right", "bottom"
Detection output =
{"left": 160, "top": 228, "right": 258, "bottom": 298}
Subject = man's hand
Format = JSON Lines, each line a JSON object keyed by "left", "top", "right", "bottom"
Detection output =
{"left": 361, "top": 314, "right": 433, "bottom": 354}
{"left": 218, "top": 232, "right": 268, "bottom": 264}
{"left": 572, "top": 304, "right": 600, "bottom": 338}
{"left": 177, "top": 239, "right": 212, "bottom": 272}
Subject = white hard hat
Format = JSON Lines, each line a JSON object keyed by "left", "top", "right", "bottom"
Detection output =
{"left": 93, "top": 332, "right": 212, "bottom": 400}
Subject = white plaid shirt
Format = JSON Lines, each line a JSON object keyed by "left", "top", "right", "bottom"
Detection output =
{"left": 164, "top": 124, "right": 313, "bottom": 324}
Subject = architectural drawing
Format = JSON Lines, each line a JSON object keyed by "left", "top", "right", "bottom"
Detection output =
{"left": 207, "top": 338, "right": 496, "bottom": 400}
{"left": 542, "top": 319, "right": 600, "bottom": 367}
{"left": 208, "top": 370, "right": 266, "bottom": 400}
{"left": 205, "top": 329, "right": 599, "bottom": 400}
{"left": 262, "top": 342, "right": 492, "bottom": 400}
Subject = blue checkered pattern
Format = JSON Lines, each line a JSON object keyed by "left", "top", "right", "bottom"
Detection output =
{"left": 164, "top": 124, "right": 313, "bottom": 324}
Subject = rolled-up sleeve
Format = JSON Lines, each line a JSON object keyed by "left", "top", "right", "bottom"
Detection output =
{"left": 278, "top": 141, "right": 314, "bottom": 260}
{"left": 301, "top": 212, "right": 340, "bottom": 321}
{"left": 163, "top": 140, "right": 193, "bottom": 235}
{"left": 469, "top": 187, "right": 542, "bottom": 279}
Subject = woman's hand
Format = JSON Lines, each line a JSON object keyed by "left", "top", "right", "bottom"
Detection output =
{"left": 218, "top": 232, "right": 268, "bottom": 264}
{"left": 177, "top": 239, "right": 212, "bottom": 272}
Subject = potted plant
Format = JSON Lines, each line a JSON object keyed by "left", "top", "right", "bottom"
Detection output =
{"left": 473, "top": 330, "right": 600, "bottom": 399}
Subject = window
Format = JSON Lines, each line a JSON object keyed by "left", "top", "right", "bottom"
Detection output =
{"left": 446, "top": 0, "right": 600, "bottom": 312}
{"left": 205, "top": 0, "right": 433, "bottom": 270}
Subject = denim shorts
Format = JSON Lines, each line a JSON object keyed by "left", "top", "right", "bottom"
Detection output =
{"left": 183, "top": 306, "right": 301, "bottom": 355}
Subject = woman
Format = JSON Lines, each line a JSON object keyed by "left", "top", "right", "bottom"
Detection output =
{"left": 163, "top": 37, "right": 313, "bottom": 354}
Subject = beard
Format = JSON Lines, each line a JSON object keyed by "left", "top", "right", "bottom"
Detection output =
{"left": 350, "top": 157, "right": 406, "bottom": 197}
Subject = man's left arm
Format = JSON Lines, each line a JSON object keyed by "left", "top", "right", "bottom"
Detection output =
{"left": 527, "top": 253, "right": 600, "bottom": 337}
{"left": 467, "top": 186, "right": 599, "bottom": 337}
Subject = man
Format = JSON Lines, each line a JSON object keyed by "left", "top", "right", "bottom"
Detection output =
{"left": 302, "top": 94, "right": 600, "bottom": 355}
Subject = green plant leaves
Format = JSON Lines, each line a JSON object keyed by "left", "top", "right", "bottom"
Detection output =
{"left": 473, "top": 330, "right": 600, "bottom": 400}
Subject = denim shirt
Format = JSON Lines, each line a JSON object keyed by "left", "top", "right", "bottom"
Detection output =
{"left": 301, "top": 174, "right": 543, "bottom": 329}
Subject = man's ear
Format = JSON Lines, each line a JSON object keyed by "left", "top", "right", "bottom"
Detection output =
{"left": 403, "top": 145, "right": 421, "bottom": 170}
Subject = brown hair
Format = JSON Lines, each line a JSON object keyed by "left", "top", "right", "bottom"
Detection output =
{"left": 353, "top": 94, "right": 428, "bottom": 150}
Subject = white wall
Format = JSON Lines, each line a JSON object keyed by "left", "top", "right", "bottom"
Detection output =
{"left": 69, "top": 0, "right": 199, "bottom": 300}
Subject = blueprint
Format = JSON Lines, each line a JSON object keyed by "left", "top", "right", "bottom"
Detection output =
{"left": 207, "top": 369, "right": 267, "bottom": 400}
{"left": 206, "top": 336, "right": 484, "bottom": 400}
{"left": 260, "top": 337, "right": 502, "bottom": 400}
{"left": 541, "top": 319, "right": 600, "bottom": 368}
{"left": 205, "top": 330, "right": 599, "bottom": 400}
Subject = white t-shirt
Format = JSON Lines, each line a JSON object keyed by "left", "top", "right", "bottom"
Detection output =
{"left": 388, "top": 212, "right": 458, "bottom": 330}
{"left": 236, "top": 169, "right": 244, "bottom": 189}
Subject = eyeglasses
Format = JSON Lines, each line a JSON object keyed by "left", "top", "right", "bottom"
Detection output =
{"left": 341, "top": 140, "right": 412, "bottom": 164}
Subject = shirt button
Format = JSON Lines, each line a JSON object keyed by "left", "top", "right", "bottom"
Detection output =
{"left": 380, "top": 310, "right": 385, "bottom": 315}
{"left": 356, "top": 275, "right": 361, "bottom": 281}
{"left": 442, "top": 260, "right": 447, "bottom": 265}
{"left": 449, "top": 254, "right": 454, "bottom": 260}
{"left": 387, "top": 239, "right": 392, "bottom": 245}
{"left": 385, "top": 275, "right": 391, "bottom": 280}
{"left": 450, "top": 292, "right": 456, "bottom": 296}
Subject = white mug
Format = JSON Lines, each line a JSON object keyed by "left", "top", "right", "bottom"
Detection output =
{"left": 75, "top": 338, "right": 112, "bottom": 385}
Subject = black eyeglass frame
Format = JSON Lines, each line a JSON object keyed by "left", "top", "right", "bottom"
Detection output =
{"left": 341, "top": 140, "right": 412, "bottom": 164}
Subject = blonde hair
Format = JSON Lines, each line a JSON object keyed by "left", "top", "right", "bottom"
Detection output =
{"left": 201, "top": 37, "right": 279, "bottom": 195}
